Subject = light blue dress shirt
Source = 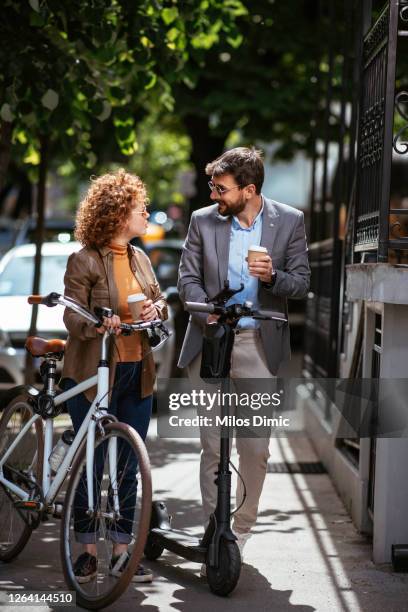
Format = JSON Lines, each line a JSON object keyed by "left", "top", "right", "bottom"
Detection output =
{"left": 226, "top": 200, "right": 264, "bottom": 329}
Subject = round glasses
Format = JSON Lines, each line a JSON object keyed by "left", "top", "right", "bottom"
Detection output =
{"left": 133, "top": 204, "right": 148, "bottom": 215}
{"left": 208, "top": 180, "right": 242, "bottom": 196}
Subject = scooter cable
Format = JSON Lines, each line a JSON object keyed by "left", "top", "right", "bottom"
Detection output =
{"left": 229, "top": 459, "right": 247, "bottom": 515}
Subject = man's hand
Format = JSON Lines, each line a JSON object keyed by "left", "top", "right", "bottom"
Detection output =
{"left": 140, "top": 299, "right": 158, "bottom": 321}
{"left": 207, "top": 314, "right": 220, "bottom": 324}
{"left": 247, "top": 255, "right": 274, "bottom": 283}
{"left": 96, "top": 314, "right": 122, "bottom": 335}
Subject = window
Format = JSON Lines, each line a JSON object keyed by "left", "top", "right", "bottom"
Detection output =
{"left": 0, "top": 255, "right": 68, "bottom": 296}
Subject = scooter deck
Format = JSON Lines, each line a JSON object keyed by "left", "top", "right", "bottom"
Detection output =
{"left": 150, "top": 527, "right": 207, "bottom": 563}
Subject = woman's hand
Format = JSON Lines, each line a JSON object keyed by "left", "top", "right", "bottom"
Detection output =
{"left": 96, "top": 314, "right": 122, "bottom": 335}
{"left": 140, "top": 299, "right": 158, "bottom": 322}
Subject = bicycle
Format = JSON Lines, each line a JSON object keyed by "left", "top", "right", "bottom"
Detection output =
{"left": 0, "top": 291, "right": 170, "bottom": 609}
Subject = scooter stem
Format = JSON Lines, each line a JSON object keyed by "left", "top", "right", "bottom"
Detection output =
{"left": 202, "top": 377, "right": 236, "bottom": 567}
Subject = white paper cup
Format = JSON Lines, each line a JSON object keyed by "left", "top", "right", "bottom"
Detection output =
{"left": 247, "top": 245, "right": 268, "bottom": 264}
{"left": 127, "top": 293, "right": 146, "bottom": 321}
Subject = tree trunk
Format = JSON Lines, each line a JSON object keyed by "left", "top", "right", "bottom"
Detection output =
{"left": 0, "top": 121, "right": 13, "bottom": 196}
{"left": 25, "top": 134, "right": 49, "bottom": 385}
{"left": 183, "top": 115, "right": 227, "bottom": 219}
{"left": 13, "top": 169, "right": 33, "bottom": 219}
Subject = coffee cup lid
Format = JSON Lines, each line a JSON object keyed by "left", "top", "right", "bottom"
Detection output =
{"left": 127, "top": 293, "right": 146, "bottom": 302}
{"left": 248, "top": 245, "right": 268, "bottom": 253}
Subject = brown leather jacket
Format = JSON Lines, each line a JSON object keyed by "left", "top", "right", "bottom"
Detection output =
{"left": 61, "top": 243, "right": 168, "bottom": 401}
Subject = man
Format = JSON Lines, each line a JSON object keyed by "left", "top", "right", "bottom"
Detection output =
{"left": 177, "top": 146, "right": 310, "bottom": 558}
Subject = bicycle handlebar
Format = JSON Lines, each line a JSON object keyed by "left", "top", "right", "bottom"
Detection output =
{"left": 28, "top": 292, "right": 168, "bottom": 333}
{"left": 28, "top": 292, "right": 61, "bottom": 307}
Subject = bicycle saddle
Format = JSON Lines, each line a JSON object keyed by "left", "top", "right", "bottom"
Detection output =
{"left": 25, "top": 336, "right": 66, "bottom": 357}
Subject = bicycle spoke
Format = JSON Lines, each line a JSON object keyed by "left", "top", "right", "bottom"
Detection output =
{"left": 0, "top": 395, "right": 42, "bottom": 561}
{"left": 61, "top": 422, "right": 151, "bottom": 609}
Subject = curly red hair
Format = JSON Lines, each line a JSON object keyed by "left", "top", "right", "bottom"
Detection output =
{"left": 75, "top": 169, "right": 148, "bottom": 248}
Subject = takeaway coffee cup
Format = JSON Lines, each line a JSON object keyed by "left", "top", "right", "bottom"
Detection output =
{"left": 247, "top": 245, "right": 268, "bottom": 264}
{"left": 127, "top": 293, "right": 146, "bottom": 321}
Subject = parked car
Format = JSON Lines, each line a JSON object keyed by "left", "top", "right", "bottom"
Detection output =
{"left": 0, "top": 242, "right": 175, "bottom": 391}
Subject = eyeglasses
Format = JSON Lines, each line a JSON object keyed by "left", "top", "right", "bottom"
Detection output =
{"left": 133, "top": 204, "right": 148, "bottom": 215}
{"left": 208, "top": 180, "right": 242, "bottom": 196}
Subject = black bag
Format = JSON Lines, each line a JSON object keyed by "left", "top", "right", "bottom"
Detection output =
{"left": 200, "top": 322, "right": 234, "bottom": 379}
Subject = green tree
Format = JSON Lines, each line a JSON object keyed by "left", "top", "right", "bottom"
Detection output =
{"left": 168, "top": 0, "right": 345, "bottom": 213}
{"left": 0, "top": 0, "right": 247, "bottom": 184}
{"left": 55, "top": 113, "right": 193, "bottom": 213}
{"left": 0, "top": 0, "right": 245, "bottom": 378}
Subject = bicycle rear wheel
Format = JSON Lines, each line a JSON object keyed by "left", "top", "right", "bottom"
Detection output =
{"left": 60, "top": 421, "right": 152, "bottom": 610}
{"left": 0, "top": 391, "right": 44, "bottom": 561}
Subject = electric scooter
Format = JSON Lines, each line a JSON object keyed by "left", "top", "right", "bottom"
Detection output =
{"left": 144, "top": 281, "right": 287, "bottom": 596}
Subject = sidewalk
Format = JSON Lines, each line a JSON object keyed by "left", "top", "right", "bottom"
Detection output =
{"left": 1, "top": 421, "right": 408, "bottom": 611}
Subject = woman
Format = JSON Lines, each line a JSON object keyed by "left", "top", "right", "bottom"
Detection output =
{"left": 61, "top": 169, "right": 168, "bottom": 583}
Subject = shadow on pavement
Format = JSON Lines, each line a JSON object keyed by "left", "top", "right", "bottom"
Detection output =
{"left": 150, "top": 556, "right": 316, "bottom": 612}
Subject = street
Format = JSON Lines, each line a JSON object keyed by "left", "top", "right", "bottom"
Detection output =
{"left": 1, "top": 421, "right": 408, "bottom": 612}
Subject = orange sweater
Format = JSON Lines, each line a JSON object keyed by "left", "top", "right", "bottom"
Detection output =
{"left": 109, "top": 242, "right": 143, "bottom": 362}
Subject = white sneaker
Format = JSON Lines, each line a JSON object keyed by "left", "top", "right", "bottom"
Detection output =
{"left": 110, "top": 552, "right": 153, "bottom": 583}
{"left": 200, "top": 563, "right": 206, "bottom": 577}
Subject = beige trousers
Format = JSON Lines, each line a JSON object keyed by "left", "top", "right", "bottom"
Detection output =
{"left": 188, "top": 329, "right": 274, "bottom": 535}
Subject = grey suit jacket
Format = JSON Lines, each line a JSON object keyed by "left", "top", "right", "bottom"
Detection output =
{"left": 177, "top": 196, "right": 311, "bottom": 373}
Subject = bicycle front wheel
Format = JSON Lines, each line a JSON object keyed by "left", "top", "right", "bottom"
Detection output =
{"left": 60, "top": 421, "right": 152, "bottom": 610}
{"left": 0, "top": 391, "right": 44, "bottom": 562}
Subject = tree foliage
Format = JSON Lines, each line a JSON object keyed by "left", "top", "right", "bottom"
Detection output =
{"left": 180, "top": 1, "right": 345, "bottom": 146}
{"left": 164, "top": 0, "right": 348, "bottom": 211}
{"left": 0, "top": 0, "right": 358, "bottom": 216}
{"left": 0, "top": 0, "right": 245, "bottom": 174}
{"left": 130, "top": 114, "right": 192, "bottom": 209}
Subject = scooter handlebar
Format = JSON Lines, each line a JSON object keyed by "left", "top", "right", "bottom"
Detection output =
{"left": 185, "top": 301, "right": 287, "bottom": 323}
{"left": 256, "top": 309, "right": 287, "bottom": 322}
{"left": 185, "top": 301, "right": 215, "bottom": 314}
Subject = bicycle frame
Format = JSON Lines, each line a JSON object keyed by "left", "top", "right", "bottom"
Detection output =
{"left": 0, "top": 290, "right": 167, "bottom": 523}
{"left": 0, "top": 331, "right": 116, "bottom": 515}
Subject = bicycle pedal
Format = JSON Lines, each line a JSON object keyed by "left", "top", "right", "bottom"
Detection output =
{"left": 14, "top": 500, "right": 43, "bottom": 511}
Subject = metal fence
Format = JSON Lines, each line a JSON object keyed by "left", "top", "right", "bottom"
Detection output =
{"left": 354, "top": 0, "right": 408, "bottom": 261}
{"left": 304, "top": 0, "right": 408, "bottom": 380}
{"left": 304, "top": 0, "right": 358, "bottom": 378}
{"left": 304, "top": 239, "right": 336, "bottom": 378}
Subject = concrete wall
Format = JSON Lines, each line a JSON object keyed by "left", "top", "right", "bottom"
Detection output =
{"left": 302, "top": 264, "right": 408, "bottom": 563}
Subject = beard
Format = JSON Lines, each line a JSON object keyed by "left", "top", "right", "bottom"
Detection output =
{"left": 217, "top": 193, "right": 246, "bottom": 217}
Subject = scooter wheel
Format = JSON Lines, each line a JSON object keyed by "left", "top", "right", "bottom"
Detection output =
{"left": 206, "top": 538, "right": 241, "bottom": 596}
{"left": 144, "top": 534, "right": 165, "bottom": 561}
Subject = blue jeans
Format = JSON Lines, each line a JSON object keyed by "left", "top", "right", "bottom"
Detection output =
{"left": 64, "top": 362, "right": 152, "bottom": 544}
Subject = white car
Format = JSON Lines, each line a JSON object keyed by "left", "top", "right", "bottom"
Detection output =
{"left": 0, "top": 241, "right": 175, "bottom": 390}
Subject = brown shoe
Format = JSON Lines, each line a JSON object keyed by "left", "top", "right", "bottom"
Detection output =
{"left": 73, "top": 552, "right": 98, "bottom": 583}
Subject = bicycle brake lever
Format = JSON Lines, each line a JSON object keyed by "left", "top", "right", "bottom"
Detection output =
{"left": 94, "top": 306, "right": 114, "bottom": 320}
{"left": 120, "top": 323, "right": 133, "bottom": 336}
